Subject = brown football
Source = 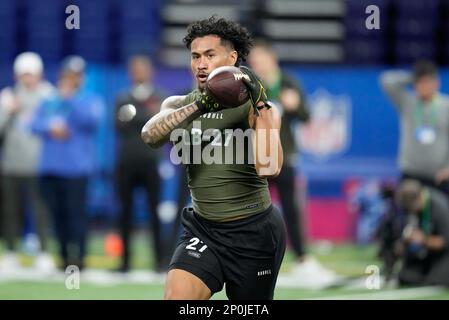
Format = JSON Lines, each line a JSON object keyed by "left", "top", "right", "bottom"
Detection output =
{"left": 206, "top": 66, "right": 250, "bottom": 108}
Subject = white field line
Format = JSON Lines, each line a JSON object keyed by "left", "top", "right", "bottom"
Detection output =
{"left": 0, "top": 269, "right": 166, "bottom": 285}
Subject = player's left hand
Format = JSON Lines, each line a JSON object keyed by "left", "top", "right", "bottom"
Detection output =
{"left": 195, "top": 92, "right": 222, "bottom": 113}
{"left": 240, "top": 66, "right": 270, "bottom": 112}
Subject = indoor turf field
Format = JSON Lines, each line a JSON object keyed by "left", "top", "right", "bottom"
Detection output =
{"left": 1, "top": 232, "right": 449, "bottom": 300}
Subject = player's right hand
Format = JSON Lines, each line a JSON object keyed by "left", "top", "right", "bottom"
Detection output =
{"left": 195, "top": 92, "right": 222, "bottom": 113}
{"left": 240, "top": 66, "right": 269, "bottom": 108}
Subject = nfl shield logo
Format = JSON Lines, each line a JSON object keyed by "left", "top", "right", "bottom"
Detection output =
{"left": 298, "top": 89, "right": 351, "bottom": 160}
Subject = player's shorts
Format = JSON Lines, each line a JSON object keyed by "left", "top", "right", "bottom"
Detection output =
{"left": 168, "top": 205, "right": 286, "bottom": 300}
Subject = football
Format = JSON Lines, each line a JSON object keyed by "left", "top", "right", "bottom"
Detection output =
{"left": 206, "top": 66, "right": 250, "bottom": 108}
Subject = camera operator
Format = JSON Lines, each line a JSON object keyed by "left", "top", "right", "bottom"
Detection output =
{"left": 396, "top": 179, "right": 449, "bottom": 286}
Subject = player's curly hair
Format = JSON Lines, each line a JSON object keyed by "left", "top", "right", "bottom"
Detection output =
{"left": 183, "top": 16, "right": 253, "bottom": 66}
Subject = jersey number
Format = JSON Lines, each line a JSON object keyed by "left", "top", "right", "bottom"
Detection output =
{"left": 191, "top": 128, "right": 233, "bottom": 147}
{"left": 186, "top": 237, "right": 208, "bottom": 252}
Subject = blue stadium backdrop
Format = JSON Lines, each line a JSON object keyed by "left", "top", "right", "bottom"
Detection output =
{"left": 1, "top": 65, "right": 447, "bottom": 240}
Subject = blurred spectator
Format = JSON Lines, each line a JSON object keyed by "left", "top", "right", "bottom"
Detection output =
{"left": 31, "top": 56, "right": 103, "bottom": 270}
{"left": 114, "top": 56, "right": 166, "bottom": 272}
{"left": 0, "top": 52, "right": 55, "bottom": 272}
{"left": 380, "top": 61, "right": 449, "bottom": 196}
{"left": 248, "top": 40, "right": 339, "bottom": 287}
{"left": 396, "top": 180, "right": 449, "bottom": 287}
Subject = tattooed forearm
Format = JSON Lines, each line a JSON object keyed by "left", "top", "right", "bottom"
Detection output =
{"left": 141, "top": 102, "right": 200, "bottom": 148}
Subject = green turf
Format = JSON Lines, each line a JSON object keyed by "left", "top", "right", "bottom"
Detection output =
{"left": 1, "top": 232, "right": 449, "bottom": 300}
{"left": 0, "top": 282, "right": 163, "bottom": 300}
{"left": 2, "top": 281, "right": 449, "bottom": 300}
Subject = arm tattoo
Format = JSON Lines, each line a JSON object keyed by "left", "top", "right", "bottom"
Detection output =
{"left": 141, "top": 102, "right": 200, "bottom": 148}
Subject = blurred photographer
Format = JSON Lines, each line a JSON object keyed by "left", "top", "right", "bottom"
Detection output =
{"left": 396, "top": 180, "right": 449, "bottom": 286}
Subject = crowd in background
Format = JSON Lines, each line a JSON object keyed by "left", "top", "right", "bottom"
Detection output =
{"left": 1, "top": 49, "right": 449, "bottom": 288}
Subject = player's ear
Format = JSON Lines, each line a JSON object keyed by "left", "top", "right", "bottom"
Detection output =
{"left": 229, "top": 50, "right": 238, "bottom": 66}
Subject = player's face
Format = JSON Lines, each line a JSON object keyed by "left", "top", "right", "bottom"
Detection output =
{"left": 190, "top": 35, "right": 237, "bottom": 89}
{"left": 414, "top": 75, "right": 440, "bottom": 101}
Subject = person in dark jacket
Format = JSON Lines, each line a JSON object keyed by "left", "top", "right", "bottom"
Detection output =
{"left": 115, "top": 56, "right": 167, "bottom": 272}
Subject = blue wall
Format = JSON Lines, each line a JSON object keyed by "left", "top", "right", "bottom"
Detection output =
{"left": 289, "top": 66, "right": 402, "bottom": 186}
{"left": 2, "top": 65, "right": 447, "bottom": 214}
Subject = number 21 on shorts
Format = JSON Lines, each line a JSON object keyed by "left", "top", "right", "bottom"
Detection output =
{"left": 185, "top": 237, "right": 208, "bottom": 252}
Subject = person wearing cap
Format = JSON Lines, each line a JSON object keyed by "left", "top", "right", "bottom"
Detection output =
{"left": 380, "top": 61, "right": 449, "bottom": 196}
{"left": 396, "top": 179, "right": 449, "bottom": 286}
{"left": 31, "top": 56, "right": 104, "bottom": 270}
{"left": 0, "top": 52, "right": 56, "bottom": 272}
